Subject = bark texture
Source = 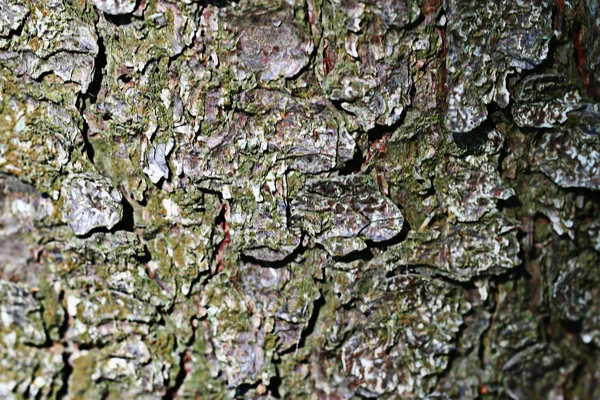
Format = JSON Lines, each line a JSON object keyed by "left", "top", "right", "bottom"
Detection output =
{"left": 1, "top": 0, "right": 599, "bottom": 398}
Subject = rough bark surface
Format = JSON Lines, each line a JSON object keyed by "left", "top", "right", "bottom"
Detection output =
{"left": 0, "top": 0, "right": 599, "bottom": 399}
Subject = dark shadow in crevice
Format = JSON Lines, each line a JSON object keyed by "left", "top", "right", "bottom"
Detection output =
{"left": 163, "top": 348, "right": 191, "bottom": 400}
{"left": 110, "top": 196, "right": 136, "bottom": 233}
{"left": 240, "top": 241, "right": 308, "bottom": 269}
{"left": 266, "top": 373, "right": 282, "bottom": 398}
{"left": 103, "top": 12, "right": 136, "bottom": 26}
{"left": 332, "top": 246, "right": 374, "bottom": 264}
{"left": 496, "top": 139, "right": 510, "bottom": 179}
{"left": 367, "top": 120, "right": 396, "bottom": 144}
{"left": 233, "top": 383, "right": 259, "bottom": 399}
{"left": 134, "top": 244, "right": 152, "bottom": 264}
{"left": 496, "top": 195, "right": 522, "bottom": 213}
{"left": 30, "top": 70, "right": 55, "bottom": 84}
{"left": 56, "top": 289, "right": 71, "bottom": 340}
{"left": 76, "top": 339, "right": 115, "bottom": 352}
{"left": 74, "top": 92, "right": 96, "bottom": 164}
{"left": 289, "top": 293, "right": 325, "bottom": 354}
{"left": 183, "top": 269, "right": 213, "bottom": 299}
{"left": 337, "top": 144, "right": 364, "bottom": 175}
{"left": 200, "top": 0, "right": 235, "bottom": 7}
{"left": 561, "top": 318, "right": 583, "bottom": 336}
{"left": 76, "top": 36, "right": 106, "bottom": 165}
{"left": 7, "top": 10, "right": 27, "bottom": 38}
{"left": 80, "top": 122, "right": 95, "bottom": 164}
{"left": 568, "top": 186, "right": 600, "bottom": 207}
{"left": 365, "top": 219, "right": 412, "bottom": 252}
{"left": 71, "top": 224, "right": 111, "bottom": 239}
{"left": 338, "top": 118, "right": 406, "bottom": 176}
{"left": 452, "top": 121, "right": 496, "bottom": 154}
{"left": 398, "top": 12, "right": 425, "bottom": 33}
{"left": 88, "top": 37, "right": 106, "bottom": 104}
{"left": 213, "top": 201, "right": 227, "bottom": 228}
{"left": 55, "top": 350, "right": 73, "bottom": 400}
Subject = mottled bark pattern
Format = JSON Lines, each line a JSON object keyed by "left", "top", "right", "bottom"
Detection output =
{"left": 0, "top": 0, "right": 599, "bottom": 399}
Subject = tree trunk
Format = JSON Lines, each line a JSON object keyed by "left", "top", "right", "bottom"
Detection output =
{"left": 1, "top": 0, "right": 599, "bottom": 398}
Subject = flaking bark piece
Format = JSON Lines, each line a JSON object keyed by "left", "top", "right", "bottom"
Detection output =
{"left": 533, "top": 129, "right": 600, "bottom": 190}
{"left": 61, "top": 174, "right": 123, "bottom": 236}
{"left": 292, "top": 175, "right": 404, "bottom": 256}
{"left": 511, "top": 73, "right": 583, "bottom": 128}
{"left": 325, "top": 261, "right": 468, "bottom": 398}
{"left": 0, "top": 1, "right": 98, "bottom": 93}
{"left": 92, "top": 0, "right": 137, "bottom": 15}
{"left": 434, "top": 152, "right": 514, "bottom": 223}
{"left": 234, "top": 8, "right": 314, "bottom": 82}
{"left": 317, "top": 0, "right": 416, "bottom": 130}
{"left": 385, "top": 214, "right": 520, "bottom": 281}
{"left": 444, "top": 0, "right": 553, "bottom": 132}
{"left": 0, "top": 0, "right": 28, "bottom": 38}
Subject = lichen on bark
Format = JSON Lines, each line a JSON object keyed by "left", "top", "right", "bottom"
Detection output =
{"left": 1, "top": 0, "right": 600, "bottom": 399}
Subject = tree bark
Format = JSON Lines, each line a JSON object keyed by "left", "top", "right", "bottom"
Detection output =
{"left": 1, "top": 0, "right": 599, "bottom": 398}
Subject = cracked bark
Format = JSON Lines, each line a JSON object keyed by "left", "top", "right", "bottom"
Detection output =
{"left": 1, "top": 0, "right": 600, "bottom": 399}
